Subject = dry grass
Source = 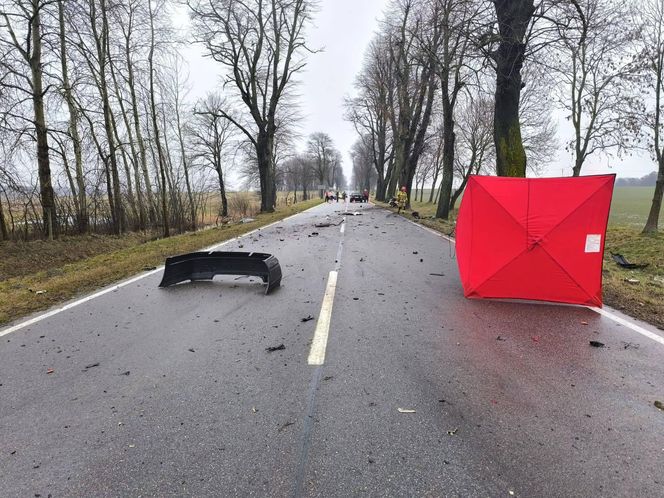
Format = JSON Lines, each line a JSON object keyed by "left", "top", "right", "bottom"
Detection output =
{"left": 0, "top": 198, "right": 322, "bottom": 326}
{"left": 381, "top": 199, "right": 664, "bottom": 330}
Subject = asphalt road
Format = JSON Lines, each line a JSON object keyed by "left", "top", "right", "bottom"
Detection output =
{"left": 1, "top": 201, "right": 663, "bottom": 497}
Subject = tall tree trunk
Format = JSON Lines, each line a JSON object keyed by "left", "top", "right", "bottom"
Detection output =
{"left": 257, "top": 129, "right": 276, "bottom": 212}
{"left": 109, "top": 54, "right": 146, "bottom": 230}
{"left": 58, "top": 0, "right": 87, "bottom": 233}
{"left": 93, "top": 0, "right": 123, "bottom": 234}
{"left": 175, "top": 104, "right": 196, "bottom": 230}
{"left": 493, "top": 0, "right": 534, "bottom": 178}
{"left": 643, "top": 168, "right": 664, "bottom": 233}
{"left": 436, "top": 96, "right": 456, "bottom": 219}
{"left": 126, "top": 41, "right": 156, "bottom": 225}
{"left": 148, "top": 1, "right": 169, "bottom": 237}
{"left": 30, "top": 1, "right": 56, "bottom": 239}
{"left": 0, "top": 184, "right": 8, "bottom": 240}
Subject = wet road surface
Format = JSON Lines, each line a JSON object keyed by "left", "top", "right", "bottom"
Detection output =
{"left": 1, "top": 201, "right": 663, "bottom": 497}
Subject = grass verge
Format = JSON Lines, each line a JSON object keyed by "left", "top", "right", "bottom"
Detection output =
{"left": 0, "top": 199, "right": 322, "bottom": 327}
{"left": 379, "top": 199, "right": 664, "bottom": 331}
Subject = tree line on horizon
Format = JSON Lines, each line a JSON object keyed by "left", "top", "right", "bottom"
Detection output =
{"left": 1, "top": 0, "right": 664, "bottom": 241}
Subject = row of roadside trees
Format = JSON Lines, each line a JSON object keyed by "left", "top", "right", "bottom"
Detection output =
{"left": 345, "top": 0, "right": 664, "bottom": 234}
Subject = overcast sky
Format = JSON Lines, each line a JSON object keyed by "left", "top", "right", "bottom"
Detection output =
{"left": 175, "top": 1, "right": 655, "bottom": 187}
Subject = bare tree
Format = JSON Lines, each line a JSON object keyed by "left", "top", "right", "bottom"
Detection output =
{"left": 188, "top": 0, "right": 315, "bottom": 212}
{"left": 490, "top": 0, "right": 535, "bottom": 177}
{"left": 386, "top": 0, "right": 441, "bottom": 206}
{"left": 641, "top": 0, "right": 664, "bottom": 233}
{"left": 0, "top": 0, "right": 58, "bottom": 238}
{"left": 191, "top": 94, "right": 235, "bottom": 218}
{"left": 433, "top": 0, "right": 480, "bottom": 219}
{"left": 345, "top": 34, "right": 394, "bottom": 201}
{"left": 552, "top": 0, "right": 642, "bottom": 177}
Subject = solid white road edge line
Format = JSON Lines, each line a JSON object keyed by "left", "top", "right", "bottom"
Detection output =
{"left": 401, "top": 209, "right": 664, "bottom": 347}
{"left": 308, "top": 271, "right": 338, "bottom": 366}
{"left": 0, "top": 202, "right": 324, "bottom": 338}
{"left": 588, "top": 306, "right": 664, "bottom": 346}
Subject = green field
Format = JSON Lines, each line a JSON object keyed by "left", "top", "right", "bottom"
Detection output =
{"left": 414, "top": 186, "right": 661, "bottom": 229}
{"left": 609, "top": 187, "right": 662, "bottom": 228}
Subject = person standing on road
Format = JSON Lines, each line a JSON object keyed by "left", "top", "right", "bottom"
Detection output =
{"left": 336, "top": 191, "right": 340, "bottom": 203}
{"left": 362, "top": 188, "right": 369, "bottom": 203}
{"left": 396, "top": 186, "right": 408, "bottom": 214}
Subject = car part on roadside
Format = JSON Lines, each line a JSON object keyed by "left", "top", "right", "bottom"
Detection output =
{"left": 159, "top": 251, "right": 282, "bottom": 294}
{"left": 611, "top": 253, "right": 649, "bottom": 270}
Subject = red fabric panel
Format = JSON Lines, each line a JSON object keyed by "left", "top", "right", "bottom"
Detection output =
{"left": 455, "top": 174, "right": 615, "bottom": 307}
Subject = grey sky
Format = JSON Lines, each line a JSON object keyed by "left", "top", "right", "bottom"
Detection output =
{"left": 175, "top": 1, "right": 655, "bottom": 186}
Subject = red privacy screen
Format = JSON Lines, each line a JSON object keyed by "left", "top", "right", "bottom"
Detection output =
{"left": 455, "top": 175, "right": 615, "bottom": 307}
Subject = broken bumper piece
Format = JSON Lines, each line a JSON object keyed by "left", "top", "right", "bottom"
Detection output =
{"left": 158, "top": 251, "right": 282, "bottom": 294}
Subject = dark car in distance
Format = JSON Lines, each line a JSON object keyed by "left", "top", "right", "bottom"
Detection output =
{"left": 349, "top": 192, "right": 365, "bottom": 203}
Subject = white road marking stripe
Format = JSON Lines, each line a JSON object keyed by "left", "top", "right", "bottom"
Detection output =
{"left": 308, "top": 271, "right": 338, "bottom": 365}
{"left": 0, "top": 269, "right": 162, "bottom": 338}
{"left": 588, "top": 306, "right": 664, "bottom": 346}
{"left": 0, "top": 203, "right": 324, "bottom": 338}
{"left": 340, "top": 220, "right": 345, "bottom": 233}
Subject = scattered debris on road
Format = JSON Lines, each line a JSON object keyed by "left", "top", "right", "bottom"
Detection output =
{"left": 309, "top": 232, "right": 319, "bottom": 237}
{"left": 266, "top": 344, "right": 285, "bottom": 352}
{"left": 655, "top": 400, "right": 664, "bottom": 411}
{"left": 46, "top": 368, "right": 54, "bottom": 374}
{"left": 429, "top": 273, "right": 444, "bottom": 277}
{"left": 580, "top": 321, "right": 588, "bottom": 325}
{"left": 143, "top": 266, "right": 157, "bottom": 271}
{"left": 496, "top": 336, "right": 507, "bottom": 341}
{"left": 397, "top": 408, "right": 416, "bottom": 413}
{"left": 323, "top": 375, "right": 334, "bottom": 381}
{"left": 83, "top": 362, "right": 100, "bottom": 370}
{"left": 447, "top": 428, "right": 458, "bottom": 436}
{"left": 252, "top": 406, "right": 258, "bottom": 413}
{"left": 301, "top": 315, "right": 315, "bottom": 322}
{"left": 188, "top": 348, "right": 195, "bottom": 353}
{"left": 120, "top": 371, "right": 131, "bottom": 376}
{"left": 621, "top": 341, "right": 639, "bottom": 350}
{"left": 278, "top": 421, "right": 295, "bottom": 432}
{"left": 531, "top": 336, "right": 540, "bottom": 343}
{"left": 412, "top": 251, "right": 418, "bottom": 255}
{"left": 589, "top": 341, "right": 605, "bottom": 348}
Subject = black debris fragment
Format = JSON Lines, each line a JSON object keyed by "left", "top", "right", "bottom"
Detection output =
{"left": 266, "top": 344, "right": 285, "bottom": 352}
{"left": 278, "top": 421, "right": 295, "bottom": 432}
{"left": 654, "top": 400, "right": 664, "bottom": 411}
{"left": 589, "top": 341, "right": 604, "bottom": 348}
{"left": 429, "top": 273, "right": 444, "bottom": 277}
{"left": 323, "top": 375, "right": 334, "bottom": 381}
{"left": 143, "top": 266, "right": 157, "bottom": 271}
{"left": 120, "top": 371, "right": 131, "bottom": 376}
{"left": 413, "top": 251, "right": 419, "bottom": 255}
{"left": 308, "top": 232, "right": 319, "bottom": 237}
{"left": 496, "top": 336, "right": 506, "bottom": 341}
{"left": 188, "top": 348, "right": 195, "bottom": 353}
{"left": 611, "top": 253, "right": 649, "bottom": 270}
{"left": 84, "top": 362, "right": 100, "bottom": 370}
{"left": 301, "top": 315, "right": 315, "bottom": 323}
